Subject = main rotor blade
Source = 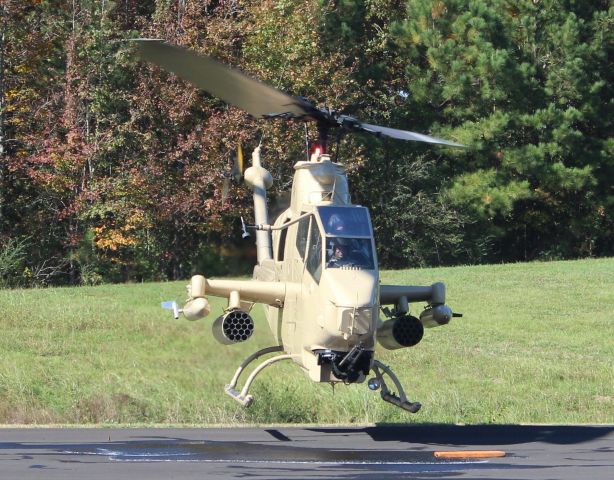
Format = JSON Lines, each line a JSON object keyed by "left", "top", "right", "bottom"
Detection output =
{"left": 358, "top": 122, "right": 464, "bottom": 147}
{"left": 134, "top": 39, "right": 317, "bottom": 119}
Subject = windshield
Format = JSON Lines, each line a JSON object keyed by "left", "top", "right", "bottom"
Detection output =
{"left": 318, "top": 206, "right": 372, "bottom": 237}
{"left": 326, "top": 237, "right": 375, "bottom": 270}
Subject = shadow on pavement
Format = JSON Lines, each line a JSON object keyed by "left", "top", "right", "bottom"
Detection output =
{"left": 307, "top": 424, "right": 614, "bottom": 446}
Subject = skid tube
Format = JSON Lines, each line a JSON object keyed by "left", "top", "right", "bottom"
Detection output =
{"left": 225, "top": 345, "right": 299, "bottom": 407}
{"left": 370, "top": 359, "right": 421, "bottom": 413}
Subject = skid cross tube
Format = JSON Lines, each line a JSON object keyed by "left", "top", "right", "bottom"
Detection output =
{"left": 225, "top": 345, "right": 298, "bottom": 407}
{"left": 372, "top": 360, "right": 421, "bottom": 413}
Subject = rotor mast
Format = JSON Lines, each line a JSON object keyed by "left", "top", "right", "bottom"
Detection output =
{"left": 317, "top": 123, "right": 329, "bottom": 154}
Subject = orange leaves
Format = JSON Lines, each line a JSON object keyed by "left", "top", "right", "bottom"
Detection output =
{"left": 92, "top": 210, "right": 152, "bottom": 253}
{"left": 93, "top": 225, "right": 137, "bottom": 252}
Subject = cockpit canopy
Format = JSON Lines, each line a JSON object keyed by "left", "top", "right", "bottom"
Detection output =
{"left": 293, "top": 206, "right": 376, "bottom": 282}
{"left": 292, "top": 206, "right": 375, "bottom": 283}
{"left": 319, "top": 206, "right": 372, "bottom": 237}
{"left": 318, "top": 206, "right": 375, "bottom": 270}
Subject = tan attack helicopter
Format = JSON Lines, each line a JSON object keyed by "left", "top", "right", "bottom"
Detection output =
{"left": 136, "top": 39, "right": 463, "bottom": 413}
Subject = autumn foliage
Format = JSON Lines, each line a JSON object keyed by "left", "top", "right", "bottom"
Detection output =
{"left": 0, "top": 1, "right": 611, "bottom": 285}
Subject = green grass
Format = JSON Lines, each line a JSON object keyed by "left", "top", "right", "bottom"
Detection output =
{"left": 0, "top": 258, "right": 612, "bottom": 425}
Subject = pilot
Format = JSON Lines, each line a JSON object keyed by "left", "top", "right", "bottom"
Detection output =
{"left": 327, "top": 243, "right": 349, "bottom": 267}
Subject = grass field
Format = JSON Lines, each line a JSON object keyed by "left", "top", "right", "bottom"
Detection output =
{"left": 0, "top": 258, "right": 612, "bottom": 425}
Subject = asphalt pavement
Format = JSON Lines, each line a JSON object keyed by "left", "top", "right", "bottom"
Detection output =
{"left": 1, "top": 424, "right": 612, "bottom": 479}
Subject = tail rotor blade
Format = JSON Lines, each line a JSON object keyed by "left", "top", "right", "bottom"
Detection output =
{"left": 233, "top": 143, "right": 244, "bottom": 182}
{"left": 221, "top": 143, "right": 244, "bottom": 203}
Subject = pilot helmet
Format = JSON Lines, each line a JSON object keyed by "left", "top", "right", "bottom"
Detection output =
{"left": 328, "top": 214, "right": 345, "bottom": 233}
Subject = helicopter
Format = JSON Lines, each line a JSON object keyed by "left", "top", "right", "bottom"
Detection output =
{"left": 136, "top": 39, "right": 463, "bottom": 413}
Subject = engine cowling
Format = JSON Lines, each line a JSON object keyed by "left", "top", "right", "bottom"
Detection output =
{"left": 377, "top": 315, "right": 424, "bottom": 350}
{"left": 212, "top": 309, "right": 255, "bottom": 345}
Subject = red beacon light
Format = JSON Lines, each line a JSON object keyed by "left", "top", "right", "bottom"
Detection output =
{"left": 309, "top": 144, "right": 323, "bottom": 161}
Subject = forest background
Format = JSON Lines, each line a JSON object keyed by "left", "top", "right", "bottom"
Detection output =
{"left": 0, "top": 0, "right": 611, "bottom": 286}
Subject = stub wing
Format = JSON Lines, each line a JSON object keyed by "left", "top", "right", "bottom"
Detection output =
{"left": 380, "top": 283, "right": 457, "bottom": 328}
{"left": 380, "top": 283, "right": 446, "bottom": 305}
{"left": 165, "top": 275, "right": 286, "bottom": 323}
{"left": 204, "top": 278, "right": 286, "bottom": 307}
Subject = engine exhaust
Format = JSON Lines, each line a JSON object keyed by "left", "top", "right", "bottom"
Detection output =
{"left": 212, "top": 309, "right": 255, "bottom": 345}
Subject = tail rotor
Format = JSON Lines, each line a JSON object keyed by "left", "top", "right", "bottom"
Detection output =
{"left": 221, "top": 143, "right": 245, "bottom": 204}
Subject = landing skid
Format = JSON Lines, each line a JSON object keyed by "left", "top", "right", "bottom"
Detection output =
{"left": 225, "top": 347, "right": 420, "bottom": 413}
{"left": 225, "top": 346, "right": 298, "bottom": 407}
{"left": 369, "top": 360, "right": 422, "bottom": 413}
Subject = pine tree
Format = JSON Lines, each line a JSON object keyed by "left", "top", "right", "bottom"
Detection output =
{"left": 392, "top": 0, "right": 612, "bottom": 262}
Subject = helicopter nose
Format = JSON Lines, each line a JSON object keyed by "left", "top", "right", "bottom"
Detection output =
{"left": 335, "top": 304, "right": 376, "bottom": 337}
{"left": 324, "top": 269, "right": 378, "bottom": 337}
{"left": 326, "top": 269, "right": 378, "bottom": 307}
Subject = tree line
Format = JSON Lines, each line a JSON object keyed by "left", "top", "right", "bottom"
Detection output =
{"left": 0, "top": 0, "right": 611, "bottom": 286}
